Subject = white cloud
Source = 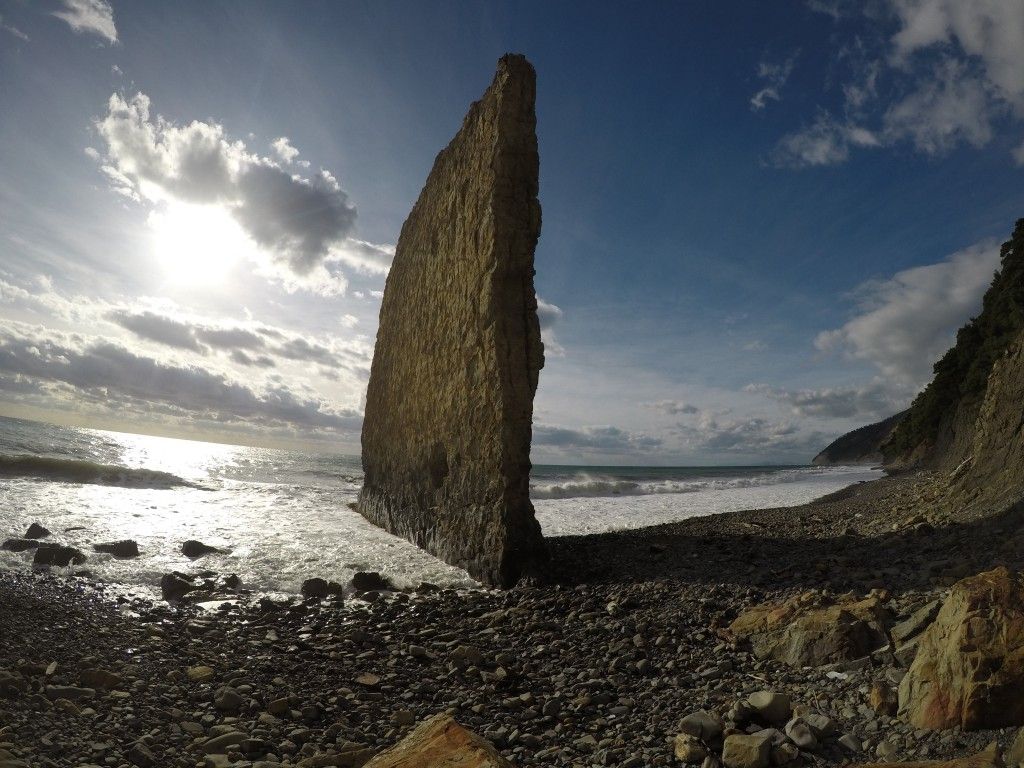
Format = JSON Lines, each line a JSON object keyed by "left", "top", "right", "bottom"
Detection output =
{"left": 536, "top": 297, "right": 565, "bottom": 357}
{"left": 94, "top": 92, "right": 382, "bottom": 293}
{"left": 751, "top": 55, "right": 797, "bottom": 111}
{"left": 271, "top": 136, "right": 300, "bottom": 164}
{"left": 0, "top": 14, "right": 29, "bottom": 41}
{"left": 771, "top": 113, "right": 879, "bottom": 168}
{"left": 815, "top": 239, "right": 1001, "bottom": 387}
{"left": 889, "top": 0, "right": 1024, "bottom": 114}
{"left": 52, "top": 0, "right": 117, "bottom": 44}
{"left": 882, "top": 59, "right": 995, "bottom": 154}
{"left": 789, "top": 0, "right": 1024, "bottom": 165}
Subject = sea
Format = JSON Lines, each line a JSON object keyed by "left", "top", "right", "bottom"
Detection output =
{"left": 0, "top": 416, "right": 881, "bottom": 597}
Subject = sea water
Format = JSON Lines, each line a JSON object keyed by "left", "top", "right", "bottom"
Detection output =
{"left": 0, "top": 416, "right": 881, "bottom": 595}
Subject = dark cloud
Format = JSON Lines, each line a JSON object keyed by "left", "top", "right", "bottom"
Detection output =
{"left": 195, "top": 327, "right": 265, "bottom": 350}
{"left": 533, "top": 424, "right": 662, "bottom": 454}
{"left": 745, "top": 382, "right": 904, "bottom": 420}
{"left": 0, "top": 326, "right": 359, "bottom": 433}
{"left": 107, "top": 309, "right": 205, "bottom": 352}
{"left": 229, "top": 350, "right": 275, "bottom": 368}
{"left": 673, "top": 414, "right": 822, "bottom": 455}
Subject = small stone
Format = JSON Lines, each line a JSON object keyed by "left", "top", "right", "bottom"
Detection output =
{"left": 747, "top": 691, "right": 792, "bottom": 724}
{"left": 187, "top": 665, "right": 215, "bottom": 682}
{"left": 771, "top": 743, "right": 799, "bottom": 766}
{"left": 300, "top": 577, "right": 344, "bottom": 599}
{"left": 93, "top": 540, "right": 139, "bottom": 558}
{"left": 25, "top": 522, "right": 50, "bottom": 539}
{"left": 722, "top": 733, "right": 772, "bottom": 768}
{"left": 674, "top": 733, "right": 708, "bottom": 763}
{"left": 351, "top": 571, "right": 394, "bottom": 592}
{"left": 355, "top": 673, "right": 380, "bottom": 688}
{"left": 393, "top": 709, "right": 415, "bottom": 726}
{"left": 203, "top": 731, "right": 247, "bottom": 754}
{"left": 127, "top": 743, "right": 155, "bottom": 767}
{"left": 182, "top": 539, "right": 223, "bottom": 558}
{"left": 214, "top": 686, "right": 243, "bottom": 711}
{"left": 838, "top": 734, "right": 861, "bottom": 753}
{"left": 161, "top": 573, "right": 194, "bottom": 601}
{"left": 679, "top": 710, "right": 723, "bottom": 741}
{"left": 783, "top": 718, "right": 817, "bottom": 750}
{"left": 869, "top": 680, "right": 898, "bottom": 716}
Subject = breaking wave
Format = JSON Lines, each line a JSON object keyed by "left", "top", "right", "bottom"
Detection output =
{"left": 0, "top": 454, "right": 204, "bottom": 489}
{"left": 529, "top": 468, "right": 833, "bottom": 500}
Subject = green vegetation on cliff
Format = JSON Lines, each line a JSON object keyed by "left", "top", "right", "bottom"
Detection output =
{"left": 884, "top": 218, "right": 1024, "bottom": 465}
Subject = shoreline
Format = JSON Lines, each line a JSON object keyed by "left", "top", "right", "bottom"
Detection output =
{"left": 3, "top": 469, "right": 1022, "bottom": 766}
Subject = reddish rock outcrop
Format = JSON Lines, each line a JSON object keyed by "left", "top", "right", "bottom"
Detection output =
{"left": 363, "top": 714, "right": 513, "bottom": 768}
{"left": 898, "top": 567, "right": 1024, "bottom": 730}
{"left": 358, "top": 55, "right": 547, "bottom": 587}
{"left": 728, "top": 591, "right": 890, "bottom": 667}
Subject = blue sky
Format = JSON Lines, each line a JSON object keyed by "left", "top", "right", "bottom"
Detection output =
{"left": 1, "top": 0, "right": 1023, "bottom": 463}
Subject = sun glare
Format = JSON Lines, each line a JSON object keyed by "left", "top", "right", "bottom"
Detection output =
{"left": 148, "top": 202, "right": 253, "bottom": 283}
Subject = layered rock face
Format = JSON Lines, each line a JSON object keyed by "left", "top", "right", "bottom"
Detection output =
{"left": 358, "top": 55, "right": 547, "bottom": 587}
{"left": 898, "top": 567, "right": 1024, "bottom": 730}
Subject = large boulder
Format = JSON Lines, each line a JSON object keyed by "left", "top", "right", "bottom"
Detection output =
{"left": 181, "top": 540, "right": 223, "bottom": 558}
{"left": 94, "top": 540, "right": 140, "bottom": 558}
{"left": 363, "top": 713, "right": 512, "bottom": 767}
{"left": 729, "top": 592, "right": 890, "bottom": 667}
{"left": 899, "top": 567, "right": 1024, "bottom": 730}
{"left": 854, "top": 743, "right": 1000, "bottom": 768}
{"left": 32, "top": 544, "right": 86, "bottom": 566}
{"left": 357, "top": 55, "right": 547, "bottom": 588}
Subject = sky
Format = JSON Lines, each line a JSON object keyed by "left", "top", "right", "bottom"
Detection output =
{"left": 1, "top": 0, "right": 1023, "bottom": 464}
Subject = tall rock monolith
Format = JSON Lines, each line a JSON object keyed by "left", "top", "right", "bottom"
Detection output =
{"left": 358, "top": 54, "right": 547, "bottom": 587}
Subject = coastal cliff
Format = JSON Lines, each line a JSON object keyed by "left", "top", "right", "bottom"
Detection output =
{"left": 812, "top": 411, "right": 907, "bottom": 466}
{"left": 882, "top": 219, "right": 1024, "bottom": 472}
{"left": 358, "top": 55, "right": 547, "bottom": 588}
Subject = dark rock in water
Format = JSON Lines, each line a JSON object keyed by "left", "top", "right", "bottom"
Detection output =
{"left": 301, "top": 577, "right": 344, "bottom": 599}
{"left": 160, "top": 572, "right": 195, "bottom": 601}
{"left": 32, "top": 544, "right": 86, "bottom": 566}
{"left": 812, "top": 411, "right": 907, "bottom": 466}
{"left": 358, "top": 54, "right": 548, "bottom": 588}
{"left": 181, "top": 539, "right": 223, "bottom": 558}
{"left": 2, "top": 538, "right": 40, "bottom": 552}
{"left": 93, "top": 540, "right": 140, "bottom": 558}
{"left": 24, "top": 522, "right": 50, "bottom": 539}
{"left": 224, "top": 573, "right": 241, "bottom": 589}
{"left": 352, "top": 571, "right": 395, "bottom": 592}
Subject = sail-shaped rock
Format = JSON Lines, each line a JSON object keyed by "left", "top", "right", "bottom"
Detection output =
{"left": 358, "top": 54, "right": 547, "bottom": 587}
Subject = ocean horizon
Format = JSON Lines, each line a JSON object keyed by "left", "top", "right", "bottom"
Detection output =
{"left": 0, "top": 414, "right": 881, "bottom": 597}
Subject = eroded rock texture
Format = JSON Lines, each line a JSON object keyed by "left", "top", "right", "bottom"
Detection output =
{"left": 728, "top": 592, "right": 891, "bottom": 667}
{"left": 364, "top": 714, "right": 513, "bottom": 768}
{"left": 358, "top": 54, "right": 546, "bottom": 587}
{"left": 898, "top": 567, "right": 1024, "bottom": 730}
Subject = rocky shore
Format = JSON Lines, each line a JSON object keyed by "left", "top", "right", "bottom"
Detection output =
{"left": 3, "top": 472, "right": 1024, "bottom": 767}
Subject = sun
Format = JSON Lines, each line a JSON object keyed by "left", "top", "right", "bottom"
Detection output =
{"left": 148, "top": 202, "right": 253, "bottom": 283}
